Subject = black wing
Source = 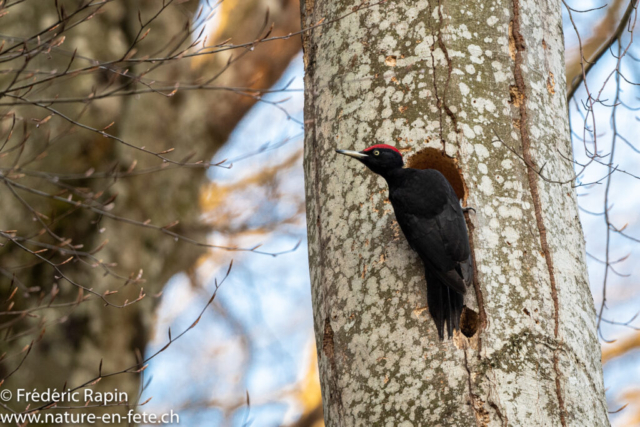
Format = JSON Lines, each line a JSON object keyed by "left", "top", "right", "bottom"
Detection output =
{"left": 390, "top": 169, "right": 472, "bottom": 293}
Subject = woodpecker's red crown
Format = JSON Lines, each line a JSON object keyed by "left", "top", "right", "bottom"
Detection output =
{"left": 363, "top": 144, "right": 401, "bottom": 156}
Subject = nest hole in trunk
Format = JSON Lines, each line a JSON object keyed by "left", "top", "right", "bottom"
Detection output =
{"left": 405, "top": 147, "right": 468, "bottom": 204}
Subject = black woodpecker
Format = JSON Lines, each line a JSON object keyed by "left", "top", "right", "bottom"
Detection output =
{"left": 336, "top": 144, "right": 473, "bottom": 340}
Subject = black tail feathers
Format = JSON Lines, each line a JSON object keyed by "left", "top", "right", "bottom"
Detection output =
{"left": 424, "top": 268, "right": 464, "bottom": 340}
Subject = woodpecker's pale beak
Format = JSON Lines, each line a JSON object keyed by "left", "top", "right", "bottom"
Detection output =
{"left": 335, "top": 149, "right": 368, "bottom": 159}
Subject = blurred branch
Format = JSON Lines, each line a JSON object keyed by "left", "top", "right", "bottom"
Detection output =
{"left": 602, "top": 332, "right": 640, "bottom": 363}
{"left": 566, "top": 0, "right": 638, "bottom": 101}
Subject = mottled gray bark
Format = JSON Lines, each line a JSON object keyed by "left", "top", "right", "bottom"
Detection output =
{"left": 301, "top": 0, "right": 609, "bottom": 426}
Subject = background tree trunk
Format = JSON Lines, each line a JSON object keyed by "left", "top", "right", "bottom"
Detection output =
{"left": 301, "top": 0, "right": 609, "bottom": 425}
{"left": 0, "top": 0, "right": 300, "bottom": 410}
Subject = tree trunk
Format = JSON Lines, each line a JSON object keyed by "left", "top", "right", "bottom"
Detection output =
{"left": 301, "top": 0, "right": 609, "bottom": 426}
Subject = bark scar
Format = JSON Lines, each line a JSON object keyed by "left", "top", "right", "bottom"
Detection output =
{"left": 464, "top": 211, "right": 487, "bottom": 346}
{"left": 323, "top": 317, "right": 335, "bottom": 359}
{"left": 436, "top": 0, "right": 459, "bottom": 135}
{"left": 488, "top": 400, "right": 508, "bottom": 427}
{"left": 510, "top": 1, "right": 566, "bottom": 425}
{"left": 322, "top": 316, "right": 343, "bottom": 419}
{"left": 427, "top": 0, "right": 460, "bottom": 153}
{"left": 464, "top": 350, "right": 491, "bottom": 426}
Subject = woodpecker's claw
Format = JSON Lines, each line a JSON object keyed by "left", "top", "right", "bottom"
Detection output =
{"left": 462, "top": 207, "right": 476, "bottom": 214}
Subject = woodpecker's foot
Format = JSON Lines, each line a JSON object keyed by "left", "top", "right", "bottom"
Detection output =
{"left": 462, "top": 207, "right": 476, "bottom": 214}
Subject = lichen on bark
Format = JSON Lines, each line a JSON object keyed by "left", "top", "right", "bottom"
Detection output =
{"left": 301, "top": 0, "right": 610, "bottom": 425}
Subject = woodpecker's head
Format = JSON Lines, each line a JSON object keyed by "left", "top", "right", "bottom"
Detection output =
{"left": 336, "top": 144, "right": 403, "bottom": 175}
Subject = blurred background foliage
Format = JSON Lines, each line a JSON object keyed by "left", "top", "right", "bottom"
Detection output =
{"left": 0, "top": 0, "right": 639, "bottom": 425}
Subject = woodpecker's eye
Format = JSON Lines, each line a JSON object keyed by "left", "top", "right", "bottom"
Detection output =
{"left": 373, "top": 150, "right": 380, "bottom": 156}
